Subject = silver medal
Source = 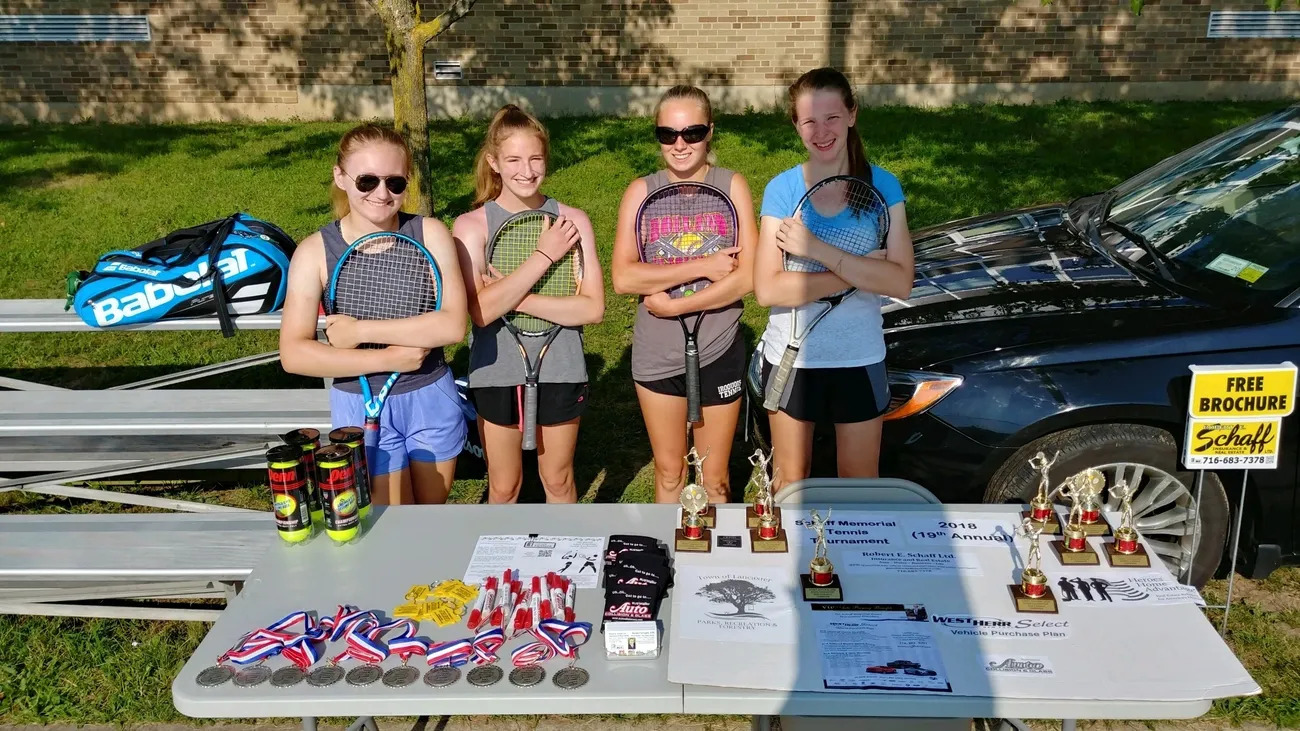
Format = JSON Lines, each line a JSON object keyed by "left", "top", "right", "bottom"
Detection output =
{"left": 466, "top": 664, "right": 504, "bottom": 687}
{"left": 508, "top": 665, "right": 545, "bottom": 687}
{"left": 346, "top": 664, "right": 384, "bottom": 687}
{"left": 196, "top": 665, "right": 234, "bottom": 687}
{"left": 382, "top": 666, "right": 420, "bottom": 688}
{"left": 553, "top": 666, "right": 589, "bottom": 690}
{"left": 271, "top": 666, "right": 307, "bottom": 688}
{"left": 307, "top": 665, "right": 345, "bottom": 687}
{"left": 233, "top": 665, "right": 272, "bottom": 688}
{"left": 423, "top": 666, "right": 461, "bottom": 687}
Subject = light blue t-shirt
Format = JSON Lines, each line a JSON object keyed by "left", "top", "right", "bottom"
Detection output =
{"left": 757, "top": 164, "right": 905, "bottom": 370}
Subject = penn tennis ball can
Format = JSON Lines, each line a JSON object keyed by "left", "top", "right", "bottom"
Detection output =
{"left": 314, "top": 444, "right": 360, "bottom": 543}
{"left": 328, "top": 427, "right": 372, "bottom": 521}
{"left": 281, "top": 428, "right": 324, "bottom": 525}
{"left": 265, "top": 445, "right": 313, "bottom": 543}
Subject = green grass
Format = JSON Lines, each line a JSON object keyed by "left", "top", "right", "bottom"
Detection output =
{"left": 1, "top": 100, "right": 1295, "bottom": 724}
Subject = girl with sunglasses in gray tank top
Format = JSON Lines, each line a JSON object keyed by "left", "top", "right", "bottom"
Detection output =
{"left": 611, "top": 86, "right": 759, "bottom": 506}
{"left": 453, "top": 105, "right": 606, "bottom": 504}
{"left": 279, "top": 124, "right": 470, "bottom": 505}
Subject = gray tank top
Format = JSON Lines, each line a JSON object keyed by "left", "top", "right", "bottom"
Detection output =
{"left": 468, "top": 198, "right": 588, "bottom": 387}
{"left": 321, "top": 213, "right": 448, "bottom": 396}
{"left": 631, "top": 167, "right": 744, "bottom": 381}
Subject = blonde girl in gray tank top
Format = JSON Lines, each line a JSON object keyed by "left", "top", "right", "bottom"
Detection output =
{"left": 452, "top": 105, "right": 606, "bottom": 505}
{"left": 610, "top": 86, "right": 759, "bottom": 506}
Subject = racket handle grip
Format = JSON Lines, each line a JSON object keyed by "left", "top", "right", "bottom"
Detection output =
{"left": 685, "top": 340, "right": 702, "bottom": 424}
{"left": 762, "top": 346, "right": 799, "bottom": 412}
{"left": 522, "top": 382, "right": 540, "bottom": 451}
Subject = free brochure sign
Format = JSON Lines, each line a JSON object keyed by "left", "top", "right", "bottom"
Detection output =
{"left": 1183, "top": 363, "right": 1295, "bottom": 470}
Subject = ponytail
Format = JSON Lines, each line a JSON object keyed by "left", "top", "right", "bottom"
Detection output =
{"left": 473, "top": 104, "right": 550, "bottom": 206}
{"left": 330, "top": 123, "right": 410, "bottom": 218}
{"left": 788, "top": 67, "right": 870, "bottom": 180}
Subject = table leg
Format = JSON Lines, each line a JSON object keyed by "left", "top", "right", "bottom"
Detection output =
{"left": 1062, "top": 720, "right": 1077, "bottom": 731}
{"left": 344, "top": 716, "right": 378, "bottom": 731}
{"left": 301, "top": 718, "right": 317, "bottom": 731}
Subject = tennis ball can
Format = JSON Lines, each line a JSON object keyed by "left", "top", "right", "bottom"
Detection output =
{"left": 281, "top": 428, "right": 324, "bottom": 525}
{"left": 328, "top": 427, "right": 373, "bottom": 521}
{"left": 314, "top": 444, "right": 360, "bottom": 543}
{"left": 265, "top": 445, "right": 313, "bottom": 543}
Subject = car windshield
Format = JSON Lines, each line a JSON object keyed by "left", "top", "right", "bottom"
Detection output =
{"left": 1105, "top": 106, "right": 1300, "bottom": 296}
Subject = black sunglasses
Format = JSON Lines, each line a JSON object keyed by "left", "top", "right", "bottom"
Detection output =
{"left": 345, "top": 171, "right": 409, "bottom": 195}
{"left": 655, "top": 124, "right": 710, "bottom": 145}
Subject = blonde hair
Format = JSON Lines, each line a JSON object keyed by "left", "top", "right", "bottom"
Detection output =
{"left": 654, "top": 85, "right": 717, "bottom": 166}
{"left": 473, "top": 104, "right": 550, "bottom": 206}
{"left": 329, "top": 124, "right": 411, "bottom": 219}
{"left": 788, "top": 68, "right": 869, "bottom": 180}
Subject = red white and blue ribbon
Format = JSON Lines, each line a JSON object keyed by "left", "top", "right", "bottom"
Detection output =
{"left": 470, "top": 626, "right": 505, "bottom": 665}
{"left": 509, "top": 619, "right": 592, "bottom": 666}
{"left": 425, "top": 637, "right": 474, "bottom": 667}
{"left": 377, "top": 618, "right": 429, "bottom": 663}
{"left": 218, "top": 610, "right": 317, "bottom": 665}
{"left": 319, "top": 605, "right": 373, "bottom": 642}
{"left": 330, "top": 616, "right": 387, "bottom": 665}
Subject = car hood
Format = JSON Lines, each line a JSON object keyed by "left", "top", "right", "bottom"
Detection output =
{"left": 882, "top": 205, "right": 1221, "bottom": 370}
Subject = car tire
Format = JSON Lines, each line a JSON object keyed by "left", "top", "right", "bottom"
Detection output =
{"left": 985, "top": 423, "right": 1228, "bottom": 588}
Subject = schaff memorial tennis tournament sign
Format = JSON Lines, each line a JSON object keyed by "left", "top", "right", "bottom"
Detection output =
{"left": 1184, "top": 362, "right": 1297, "bottom": 470}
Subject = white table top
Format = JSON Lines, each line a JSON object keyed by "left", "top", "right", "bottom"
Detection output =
{"left": 172, "top": 503, "right": 1258, "bottom": 720}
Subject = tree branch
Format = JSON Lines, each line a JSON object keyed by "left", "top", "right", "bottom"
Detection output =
{"left": 414, "top": 0, "right": 476, "bottom": 46}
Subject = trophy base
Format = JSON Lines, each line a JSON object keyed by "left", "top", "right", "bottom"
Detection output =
{"left": 1008, "top": 584, "right": 1059, "bottom": 614}
{"left": 1077, "top": 520, "right": 1110, "bottom": 537}
{"left": 681, "top": 505, "right": 716, "bottom": 529}
{"left": 1050, "top": 539, "right": 1100, "bottom": 565}
{"left": 1103, "top": 541, "right": 1151, "bottom": 567}
{"left": 1020, "top": 509, "right": 1062, "bottom": 535}
{"left": 746, "top": 505, "right": 781, "bottom": 529}
{"left": 674, "top": 527, "right": 712, "bottom": 553}
{"left": 748, "top": 528, "right": 788, "bottom": 553}
{"left": 800, "top": 573, "right": 843, "bottom": 602}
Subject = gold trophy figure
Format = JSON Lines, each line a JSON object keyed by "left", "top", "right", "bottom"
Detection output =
{"left": 1104, "top": 479, "right": 1151, "bottom": 567}
{"left": 1022, "top": 451, "right": 1062, "bottom": 534}
{"left": 746, "top": 449, "right": 781, "bottom": 528}
{"left": 1051, "top": 476, "right": 1100, "bottom": 565}
{"left": 1072, "top": 468, "right": 1108, "bottom": 534}
{"left": 750, "top": 488, "right": 788, "bottom": 552}
{"left": 678, "top": 448, "right": 716, "bottom": 529}
{"left": 800, "top": 508, "right": 843, "bottom": 601}
{"left": 674, "top": 482, "right": 712, "bottom": 553}
{"left": 1010, "top": 517, "right": 1058, "bottom": 613}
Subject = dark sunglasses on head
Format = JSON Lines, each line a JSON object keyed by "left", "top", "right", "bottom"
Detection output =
{"left": 655, "top": 124, "right": 710, "bottom": 145}
{"left": 345, "top": 171, "right": 409, "bottom": 195}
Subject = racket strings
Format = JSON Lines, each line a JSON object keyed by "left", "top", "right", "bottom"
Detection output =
{"left": 786, "top": 180, "right": 888, "bottom": 275}
{"left": 333, "top": 238, "right": 439, "bottom": 349}
{"left": 489, "top": 214, "right": 580, "bottom": 335}
{"left": 636, "top": 185, "right": 738, "bottom": 299}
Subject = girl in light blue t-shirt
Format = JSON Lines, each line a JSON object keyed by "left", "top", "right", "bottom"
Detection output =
{"left": 752, "top": 67, "right": 916, "bottom": 490}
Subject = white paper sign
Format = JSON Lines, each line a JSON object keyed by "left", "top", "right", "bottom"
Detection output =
{"left": 900, "top": 515, "right": 1019, "bottom": 547}
{"left": 1053, "top": 572, "right": 1205, "bottom": 607}
{"left": 841, "top": 549, "right": 983, "bottom": 577}
{"left": 787, "top": 511, "right": 906, "bottom": 549}
{"left": 675, "top": 566, "right": 798, "bottom": 645}
{"left": 816, "top": 610, "right": 951, "bottom": 692}
{"left": 463, "top": 535, "right": 606, "bottom": 588}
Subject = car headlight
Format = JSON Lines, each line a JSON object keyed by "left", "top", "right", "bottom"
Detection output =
{"left": 884, "top": 370, "right": 964, "bottom": 421}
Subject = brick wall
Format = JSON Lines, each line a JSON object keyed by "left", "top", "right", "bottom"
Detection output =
{"left": 3, "top": 0, "right": 1297, "bottom": 120}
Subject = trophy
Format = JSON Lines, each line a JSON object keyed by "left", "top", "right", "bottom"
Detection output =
{"left": 674, "top": 482, "right": 712, "bottom": 553}
{"left": 1072, "top": 468, "right": 1110, "bottom": 536}
{"left": 1009, "top": 517, "right": 1058, "bottom": 614}
{"left": 746, "top": 449, "right": 781, "bottom": 529}
{"left": 749, "top": 489, "right": 788, "bottom": 553}
{"left": 1104, "top": 479, "right": 1151, "bottom": 568}
{"left": 1021, "top": 451, "right": 1062, "bottom": 535}
{"left": 1051, "top": 476, "right": 1100, "bottom": 566}
{"left": 678, "top": 448, "right": 716, "bottom": 529}
{"left": 800, "top": 509, "right": 843, "bottom": 601}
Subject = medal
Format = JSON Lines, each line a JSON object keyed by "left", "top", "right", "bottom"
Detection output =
{"left": 196, "top": 665, "right": 235, "bottom": 687}
{"left": 307, "top": 665, "right": 345, "bottom": 687}
{"left": 270, "top": 666, "right": 307, "bottom": 688}
{"left": 466, "top": 665, "right": 504, "bottom": 687}
{"left": 508, "top": 665, "right": 545, "bottom": 687}
{"left": 233, "top": 665, "right": 272, "bottom": 688}
{"left": 552, "top": 666, "right": 589, "bottom": 690}
{"left": 382, "top": 666, "right": 420, "bottom": 688}
{"left": 346, "top": 664, "right": 383, "bottom": 686}
{"left": 424, "top": 666, "right": 461, "bottom": 687}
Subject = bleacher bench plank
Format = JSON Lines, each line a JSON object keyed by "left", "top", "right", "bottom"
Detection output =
{"left": 0, "top": 299, "right": 297, "bottom": 333}
{"left": 0, "top": 389, "right": 330, "bottom": 436}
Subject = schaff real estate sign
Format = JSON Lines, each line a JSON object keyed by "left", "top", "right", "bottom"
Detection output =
{"left": 1183, "top": 362, "right": 1296, "bottom": 470}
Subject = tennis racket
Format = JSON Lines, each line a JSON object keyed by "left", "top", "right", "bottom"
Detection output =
{"left": 635, "top": 181, "right": 739, "bottom": 423}
{"left": 324, "top": 231, "right": 443, "bottom": 464}
{"left": 487, "top": 209, "right": 583, "bottom": 450}
{"left": 762, "top": 175, "right": 890, "bottom": 412}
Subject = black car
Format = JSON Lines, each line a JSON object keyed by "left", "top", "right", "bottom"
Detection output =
{"left": 749, "top": 104, "right": 1300, "bottom": 586}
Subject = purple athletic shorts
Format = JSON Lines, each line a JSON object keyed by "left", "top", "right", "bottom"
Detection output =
{"left": 329, "top": 369, "right": 468, "bottom": 475}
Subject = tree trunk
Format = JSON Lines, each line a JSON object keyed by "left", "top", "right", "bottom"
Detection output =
{"left": 390, "top": 34, "right": 432, "bottom": 217}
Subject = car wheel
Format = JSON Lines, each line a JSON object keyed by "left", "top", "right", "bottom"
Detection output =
{"left": 985, "top": 423, "right": 1228, "bottom": 587}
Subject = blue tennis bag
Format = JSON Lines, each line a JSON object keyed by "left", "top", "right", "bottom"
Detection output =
{"left": 70, "top": 213, "right": 296, "bottom": 337}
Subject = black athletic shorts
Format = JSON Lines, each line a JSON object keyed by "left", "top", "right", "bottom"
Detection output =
{"left": 470, "top": 383, "right": 589, "bottom": 427}
{"left": 757, "top": 357, "right": 890, "bottom": 424}
{"left": 635, "top": 334, "right": 746, "bottom": 406}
